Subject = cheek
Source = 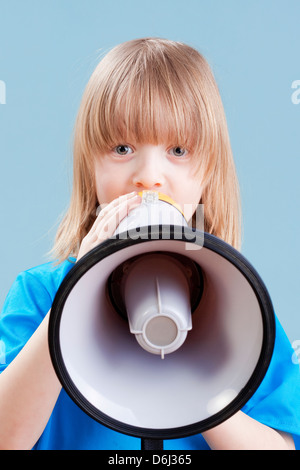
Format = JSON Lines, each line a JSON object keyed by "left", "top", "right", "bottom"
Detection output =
{"left": 176, "top": 182, "right": 203, "bottom": 221}
{"left": 182, "top": 199, "right": 202, "bottom": 222}
{"left": 94, "top": 160, "right": 121, "bottom": 205}
{"left": 95, "top": 179, "right": 120, "bottom": 206}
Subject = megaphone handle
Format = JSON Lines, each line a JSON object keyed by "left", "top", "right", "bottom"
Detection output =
{"left": 141, "top": 438, "right": 164, "bottom": 450}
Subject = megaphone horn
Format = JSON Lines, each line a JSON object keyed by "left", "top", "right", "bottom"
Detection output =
{"left": 48, "top": 191, "right": 275, "bottom": 446}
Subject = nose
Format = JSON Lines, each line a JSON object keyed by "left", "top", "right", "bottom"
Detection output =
{"left": 132, "top": 148, "right": 165, "bottom": 190}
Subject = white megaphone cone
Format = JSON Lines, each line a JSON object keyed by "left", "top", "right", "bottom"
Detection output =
{"left": 48, "top": 190, "right": 275, "bottom": 447}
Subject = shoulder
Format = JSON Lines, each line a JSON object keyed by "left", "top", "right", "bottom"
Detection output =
{"left": 4, "top": 258, "right": 76, "bottom": 312}
{"left": 0, "top": 259, "right": 76, "bottom": 367}
{"left": 242, "top": 314, "right": 300, "bottom": 438}
{"left": 22, "top": 258, "right": 76, "bottom": 295}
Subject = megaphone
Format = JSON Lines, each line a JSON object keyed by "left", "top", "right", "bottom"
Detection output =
{"left": 48, "top": 191, "right": 275, "bottom": 449}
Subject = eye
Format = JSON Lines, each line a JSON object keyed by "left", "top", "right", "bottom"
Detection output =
{"left": 169, "top": 146, "right": 188, "bottom": 158}
{"left": 113, "top": 145, "right": 134, "bottom": 156}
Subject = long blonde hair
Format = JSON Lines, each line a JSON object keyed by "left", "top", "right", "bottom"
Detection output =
{"left": 53, "top": 38, "right": 241, "bottom": 262}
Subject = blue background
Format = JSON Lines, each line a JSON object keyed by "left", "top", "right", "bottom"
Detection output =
{"left": 0, "top": 0, "right": 299, "bottom": 350}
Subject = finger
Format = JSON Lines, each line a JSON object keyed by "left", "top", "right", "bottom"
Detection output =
{"left": 102, "top": 191, "right": 139, "bottom": 213}
{"left": 91, "top": 192, "right": 139, "bottom": 232}
{"left": 77, "top": 193, "right": 142, "bottom": 260}
{"left": 95, "top": 194, "right": 142, "bottom": 239}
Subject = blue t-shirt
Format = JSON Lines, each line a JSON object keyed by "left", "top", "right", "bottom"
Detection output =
{"left": 0, "top": 259, "right": 300, "bottom": 450}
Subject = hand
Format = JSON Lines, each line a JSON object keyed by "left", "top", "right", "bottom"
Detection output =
{"left": 77, "top": 192, "right": 142, "bottom": 261}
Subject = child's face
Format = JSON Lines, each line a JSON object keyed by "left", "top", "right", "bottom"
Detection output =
{"left": 94, "top": 143, "right": 203, "bottom": 221}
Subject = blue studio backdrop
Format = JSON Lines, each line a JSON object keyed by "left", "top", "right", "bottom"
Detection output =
{"left": 0, "top": 0, "right": 299, "bottom": 449}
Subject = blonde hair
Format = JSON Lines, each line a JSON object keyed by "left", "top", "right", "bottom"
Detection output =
{"left": 53, "top": 38, "right": 241, "bottom": 262}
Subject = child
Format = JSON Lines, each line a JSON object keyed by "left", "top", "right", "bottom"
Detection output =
{"left": 0, "top": 38, "right": 299, "bottom": 450}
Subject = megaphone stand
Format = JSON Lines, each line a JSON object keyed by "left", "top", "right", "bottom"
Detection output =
{"left": 141, "top": 438, "right": 164, "bottom": 450}
{"left": 48, "top": 192, "right": 275, "bottom": 451}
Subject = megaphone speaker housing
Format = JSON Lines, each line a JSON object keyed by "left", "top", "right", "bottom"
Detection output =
{"left": 48, "top": 221, "right": 275, "bottom": 441}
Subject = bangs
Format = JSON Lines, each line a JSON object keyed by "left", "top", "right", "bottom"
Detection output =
{"left": 99, "top": 71, "right": 203, "bottom": 153}
{"left": 83, "top": 39, "right": 215, "bottom": 161}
